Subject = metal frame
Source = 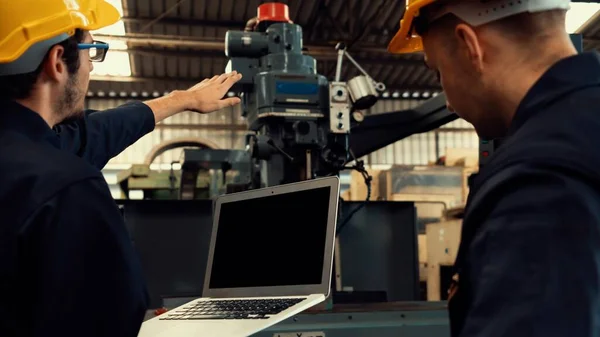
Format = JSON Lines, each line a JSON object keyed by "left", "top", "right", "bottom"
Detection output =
{"left": 350, "top": 92, "right": 458, "bottom": 158}
{"left": 253, "top": 302, "right": 450, "bottom": 337}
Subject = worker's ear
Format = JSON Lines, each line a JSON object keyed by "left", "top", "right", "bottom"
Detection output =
{"left": 42, "top": 45, "right": 68, "bottom": 83}
{"left": 454, "top": 23, "right": 484, "bottom": 74}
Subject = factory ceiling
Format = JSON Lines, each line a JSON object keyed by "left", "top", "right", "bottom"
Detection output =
{"left": 88, "top": 0, "right": 600, "bottom": 97}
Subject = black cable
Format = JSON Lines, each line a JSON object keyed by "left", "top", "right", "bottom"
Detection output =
{"left": 336, "top": 158, "right": 372, "bottom": 237}
{"left": 267, "top": 138, "right": 294, "bottom": 161}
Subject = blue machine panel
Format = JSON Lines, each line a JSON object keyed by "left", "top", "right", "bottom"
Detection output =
{"left": 276, "top": 82, "right": 319, "bottom": 95}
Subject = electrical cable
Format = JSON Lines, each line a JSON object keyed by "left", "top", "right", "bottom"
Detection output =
{"left": 336, "top": 149, "right": 372, "bottom": 236}
{"left": 267, "top": 138, "right": 295, "bottom": 161}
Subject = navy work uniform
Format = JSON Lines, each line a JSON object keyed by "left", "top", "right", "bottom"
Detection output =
{"left": 450, "top": 52, "right": 600, "bottom": 336}
{"left": 0, "top": 100, "right": 155, "bottom": 336}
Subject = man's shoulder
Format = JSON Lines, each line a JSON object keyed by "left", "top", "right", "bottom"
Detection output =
{"left": 0, "top": 130, "right": 102, "bottom": 176}
{"left": 468, "top": 144, "right": 600, "bottom": 231}
{"left": 513, "top": 86, "right": 600, "bottom": 160}
{"left": 489, "top": 86, "right": 600, "bottom": 181}
{"left": 0, "top": 131, "right": 106, "bottom": 224}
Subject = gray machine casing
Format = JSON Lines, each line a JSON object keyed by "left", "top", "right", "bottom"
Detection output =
{"left": 226, "top": 23, "right": 330, "bottom": 128}
{"left": 226, "top": 22, "right": 349, "bottom": 187}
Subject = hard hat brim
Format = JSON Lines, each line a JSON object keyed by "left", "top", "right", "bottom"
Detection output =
{"left": 0, "top": 1, "right": 121, "bottom": 64}
{"left": 87, "top": 0, "right": 121, "bottom": 31}
{"left": 387, "top": 0, "right": 436, "bottom": 54}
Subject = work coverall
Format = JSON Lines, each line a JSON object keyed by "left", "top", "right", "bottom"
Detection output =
{"left": 449, "top": 52, "right": 600, "bottom": 336}
{"left": 0, "top": 100, "right": 156, "bottom": 336}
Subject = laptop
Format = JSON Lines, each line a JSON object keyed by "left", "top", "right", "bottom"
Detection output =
{"left": 138, "top": 176, "right": 340, "bottom": 337}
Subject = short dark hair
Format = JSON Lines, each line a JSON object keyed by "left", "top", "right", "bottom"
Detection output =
{"left": 0, "top": 29, "right": 85, "bottom": 100}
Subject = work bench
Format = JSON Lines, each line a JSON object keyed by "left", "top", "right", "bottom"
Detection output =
{"left": 146, "top": 301, "right": 449, "bottom": 336}
{"left": 254, "top": 301, "right": 449, "bottom": 337}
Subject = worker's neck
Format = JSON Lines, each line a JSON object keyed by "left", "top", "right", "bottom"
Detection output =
{"left": 16, "top": 90, "right": 59, "bottom": 128}
{"left": 495, "top": 39, "right": 577, "bottom": 128}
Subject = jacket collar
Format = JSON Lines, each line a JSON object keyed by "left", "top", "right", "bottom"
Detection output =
{"left": 0, "top": 99, "right": 60, "bottom": 148}
{"left": 508, "top": 51, "right": 600, "bottom": 136}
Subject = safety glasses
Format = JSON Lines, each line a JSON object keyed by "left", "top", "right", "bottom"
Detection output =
{"left": 77, "top": 40, "right": 110, "bottom": 62}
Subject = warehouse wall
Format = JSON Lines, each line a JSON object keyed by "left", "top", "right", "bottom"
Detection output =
{"left": 86, "top": 98, "right": 247, "bottom": 168}
{"left": 366, "top": 99, "right": 478, "bottom": 166}
{"left": 88, "top": 97, "right": 477, "bottom": 169}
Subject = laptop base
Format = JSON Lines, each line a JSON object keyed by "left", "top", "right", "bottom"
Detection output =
{"left": 138, "top": 295, "right": 325, "bottom": 337}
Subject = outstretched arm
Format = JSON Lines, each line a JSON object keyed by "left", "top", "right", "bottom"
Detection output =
{"left": 54, "top": 71, "right": 242, "bottom": 169}
{"left": 54, "top": 101, "right": 155, "bottom": 169}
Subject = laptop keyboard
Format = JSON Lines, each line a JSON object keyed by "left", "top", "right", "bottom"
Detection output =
{"left": 160, "top": 298, "right": 306, "bottom": 320}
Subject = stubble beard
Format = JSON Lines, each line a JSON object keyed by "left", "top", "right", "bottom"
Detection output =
{"left": 56, "top": 73, "right": 85, "bottom": 123}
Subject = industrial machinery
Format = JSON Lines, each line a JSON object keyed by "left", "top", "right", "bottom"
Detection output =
{"left": 223, "top": 3, "right": 455, "bottom": 191}
{"left": 225, "top": 2, "right": 354, "bottom": 188}
{"left": 118, "top": 2, "right": 456, "bottom": 199}
{"left": 120, "top": 5, "right": 586, "bottom": 332}
{"left": 214, "top": 2, "right": 454, "bottom": 335}
{"left": 117, "top": 138, "right": 251, "bottom": 199}
{"left": 121, "top": 3, "right": 457, "bottom": 335}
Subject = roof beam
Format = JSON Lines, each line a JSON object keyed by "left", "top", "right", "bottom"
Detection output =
{"left": 91, "top": 75, "right": 196, "bottom": 85}
{"left": 119, "top": 16, "right": 383, "bottom": 42}
{"left": 155, "top": 123, "right": 247, "bottom": 132}
{"left": 123, "top": 47, "right": 426, "bottom": 67}
{"left": 89, "top": 75, "right": 441, "bottom": 93}
{"left": 121, "top": 16, "right": 245, "bottom": 30}
{"left": 92, "top": 33, "right": 392, "bottom": 56}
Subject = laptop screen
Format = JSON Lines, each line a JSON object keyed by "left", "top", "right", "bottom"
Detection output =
{"left": 209, "top": 186, "right": 332, "bottom": 289}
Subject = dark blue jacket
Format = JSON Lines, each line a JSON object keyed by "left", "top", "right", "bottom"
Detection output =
{"left": 0, "top": 100, "right": 155, "bottom": 336}
{"left": 450, "top": 52, "right": 600, "bottom": 336}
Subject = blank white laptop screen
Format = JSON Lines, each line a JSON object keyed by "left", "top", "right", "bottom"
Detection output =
{"left": 209, "top": 186, "right": 331, "bottom": 289}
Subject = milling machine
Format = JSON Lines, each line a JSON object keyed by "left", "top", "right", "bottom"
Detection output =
{"left": 121, "top": 3, "right": 458, "bottom": 336}
{"left": 224, "top": 2, "right": 456, "bottom": 192}
{"left": 218, "top": 3, "right": 455, "bottom": 336}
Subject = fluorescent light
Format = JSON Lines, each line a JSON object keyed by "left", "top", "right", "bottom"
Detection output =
{"left": 90, "top": 0, "right": 132, "bottom": 77}
{"left": 566, "top": 2, "right": 600, "bottom": 33}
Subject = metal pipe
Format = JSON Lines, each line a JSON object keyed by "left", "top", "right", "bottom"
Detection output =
{"left": 92, "top": 33, "right": 392, "bottom": 55}
{"left": 138, "top": 0, "right": 189, "bottom": 33}
{"left": 306, "top": 150, "right": 312, "bottom": 180}
{"left": 334, "top": 239, "right": 343, "bottom": 291}
{"left": 93, "top": 33, "right": 226, "bottom": 50}
{"left": 121, "top": 47, "right": 426, "bottom": 67}
{"left": 334, "top": 49, "right": 344, "bottom": 82}
{"left": 344, "top": 50, "right": 373, "bottom": 79}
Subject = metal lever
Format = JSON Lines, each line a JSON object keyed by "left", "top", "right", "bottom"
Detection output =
{"left": 334, "top": 43, "right": 386, "bottom": 92}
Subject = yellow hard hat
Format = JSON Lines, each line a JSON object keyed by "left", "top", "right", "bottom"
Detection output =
{"left": 0, "top": 0, "right": 120, "bottom": 74}
{"left": 387, "top": 0, "right": 437, "bottom": 54}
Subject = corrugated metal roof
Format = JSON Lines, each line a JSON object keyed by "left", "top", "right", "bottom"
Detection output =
{"left": 90, "top": 0, "right": 600, "bottom": 94}
{"left": 91, "top": 0, "right": 439, "bottom": 93}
